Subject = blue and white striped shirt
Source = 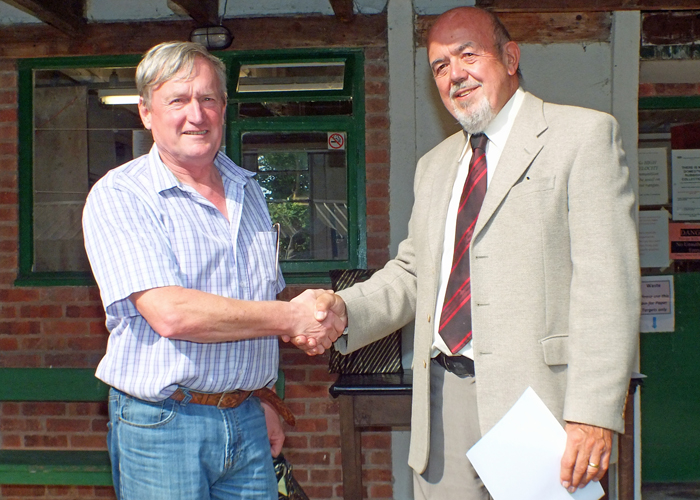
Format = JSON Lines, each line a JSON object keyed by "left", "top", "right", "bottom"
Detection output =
{"left": 83, "top": 144, "right": 284, "bottom": 401}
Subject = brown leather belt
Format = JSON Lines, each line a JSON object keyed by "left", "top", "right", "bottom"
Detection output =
{"left": 169, "top": 387, "right": 296, "bottom": 426}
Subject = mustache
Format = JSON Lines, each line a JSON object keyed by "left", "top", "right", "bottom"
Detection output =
{"left": 450, "top": 81, "right": 480, "bottom": 99}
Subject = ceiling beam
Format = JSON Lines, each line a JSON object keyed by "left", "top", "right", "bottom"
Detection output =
{"left": 476, "top": 0, "right": 700, "bottom": 11}
{"left": 329, "top": 0, "right": 355, "bottom": 22}
{"left": 1, "top": 0, "right": 85, "bottom": 35}
{"left": 169, "top": 0, "right": 218, "bottom": 25}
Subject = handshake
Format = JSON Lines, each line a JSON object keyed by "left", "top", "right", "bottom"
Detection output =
{"left": 283, "top": 290, "right": 348, "bottom": 356}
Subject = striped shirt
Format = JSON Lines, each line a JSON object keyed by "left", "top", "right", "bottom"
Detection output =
{"left": 83, "top": 144, "right": 284, "bottom": 401}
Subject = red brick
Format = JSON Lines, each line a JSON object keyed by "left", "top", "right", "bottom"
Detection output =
{"left": 286, "top": 384, "right": 331, "bottom": 399}
{"left": 1, "top": 402, "right": 20, "bottom": 415}
{"left": 302, "top": 485, "right": 334, "bottom": 498}
{"left": 46, "top": 418, "right": 90, "bottom": 432}
{"left": 366, "top": 97, "right": 388, "bottom": 113}
{"left": 71, "top": 434, "right": 108, "bottom": 449}
{"left": 19, "top": 305, "right": 63, "bottom": 318}
{"left": 66, "top": 304, "right": 104, "bottom": 318}
{"left": 365, "top": 148, "right": 389, "bottom": 164}
{"left": 70, "top": 402, "right": 107, "bottom": 417}
{"left": 1, "top": 484, "right": 47, "bottom": 496}
{"left": 362, "top": 467, "right": 392, "bottom": 481}
{"left": 89, "top": 321, "right": 109, "bottom": 335}
{"left": 310, "top": 434, "right": 341, "bottom": 448}
{"left": 0, "top": 272, "right": 16, "bottom": 285}
{"left": 362, "top": 432, "right": 391, "bottom": 449}
{"left": 1, "top": 417, "right": 42, "bottom": 432}
{"left": 310, "top": 468, "right": 342, "bottom": 483}
{"left": 293, "top": 418, "right": 329, "bottom": 433}
{"left": 43, "top": 320, "right": 89, "bottom": 335}
{"left": 283, "top": 434, "right": 308, "bottom": 448}
{"left": 366, "top": 130, "right": 389, "bottom": 148}
{"left": 368, "top": 449, "right": 392, "bottom": 465}
{"left": 24, "top": 434, "right": 68, "bottom": 448}
{"left": 282, "top": 367, "right": 307, "bottom": 382}
{"left": 364, "top": 47, "right": 387, "bottom": 61}
{"left": 286, "top": 450, "right": 330, "bottom": 465}
{"left": 44, "top": 353, "right": 93, "bottom": 367}
{"left": 366, "top": 217, "right": 390, "bottom": 234}
{"left": 286, "top": 401, "right": 305, "bottom": 416}
{"left": 367, "top": 199, "right": 389, "bottom": 216}
{"left": 0, "top": 336, "right": 18, "bottom": 350}
{"left": 66, "top": 336, "right": 108, "bottom": 351}
{"left": 0, "top": 72, "right": 17, "bottom": 89}
{"left": 0, "top": 108, "right": 17, "bottom": 123}
{"left": 39, "top": 287, "right": 90, "bottom": 302}
{"left": 365, "top": 163, "right": 390, "bottom": 181}
{"left": 365, "top": 62, "right": 387, "bottom": 78}
{"left": 366, "top": 114, "right": 389, "bottom": 129}
{"left": 2, "top": 434, "right": 20, "bottom": 447}
{"left": 1, "top": 353, "right": 41, "bottom": 367}
{"left": 370, "top": 483, "right": 394, "bottom": 498}
{"left": 0, "top": 237, "right": 18, "bottom": 250}
{"left": 0, "top": 305, "right": 16, "bottom": 318}
{"left": 365, "top": 80, "right": 387, "bottom": 96}
{"left": 308, "top": 367, "right": 336, "bottom": 383}
{"left": 0, "top": 320, "right": 41, "bottom": 334}
{"left": 0, "top": 288, "right": 40, "bottom": 302}
{"left": 0, "top": 224, "right": 18, "bottom": 238}
{"left": 22, "top": 402, "right": 66, "bottom": 417}
{"left": 91, "top": 417, "right": 109, "bottom": 432}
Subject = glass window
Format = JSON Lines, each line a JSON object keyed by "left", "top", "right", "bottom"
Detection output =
{"left": 17, "top": 51, "right": 364, "bottom": 285}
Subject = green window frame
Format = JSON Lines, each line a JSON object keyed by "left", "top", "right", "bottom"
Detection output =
{"left": 15, "top": 49, "right": 365, "bottom": 286}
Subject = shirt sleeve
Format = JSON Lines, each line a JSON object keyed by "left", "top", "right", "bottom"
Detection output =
{"left": 83, "top": 181, "right": 183, "bottom": 319}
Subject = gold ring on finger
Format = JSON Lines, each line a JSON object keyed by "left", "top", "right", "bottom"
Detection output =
{"left": 588, "top": 462, "right": 600, "bottom": 469}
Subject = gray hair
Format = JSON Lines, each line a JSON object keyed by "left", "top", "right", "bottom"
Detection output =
{"left": 136, "top": 41, "right": 227, "bottom": 109}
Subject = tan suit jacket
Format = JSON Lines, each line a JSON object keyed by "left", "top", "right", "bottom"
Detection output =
{"left": 335, "top": 92, "right": 640, "bottom": 474}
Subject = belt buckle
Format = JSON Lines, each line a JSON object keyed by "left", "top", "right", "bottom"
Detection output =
{"left": 217, "top": 391, "right": 234, "bottom": 409}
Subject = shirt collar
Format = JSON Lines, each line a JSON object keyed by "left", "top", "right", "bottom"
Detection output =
{"left": 147, "top": 143, "right": 255, "bottom": 194}
{"left": 459, "top": 87, "right": 526, "bottom": 161}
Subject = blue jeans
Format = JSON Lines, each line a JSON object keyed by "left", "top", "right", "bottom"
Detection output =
{"left": 107, "top": 388, "right": 277, "bottom": 499}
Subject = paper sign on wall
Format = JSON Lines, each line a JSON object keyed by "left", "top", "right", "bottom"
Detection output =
{"left": 639, "top": 148, "right": 669, "bottom": 206}
{"left": 641, "top": 276, "right": 674, "bottom": 333}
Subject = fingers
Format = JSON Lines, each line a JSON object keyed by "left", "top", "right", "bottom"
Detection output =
{"left": 561, "top": 423, "right": 612, "bottom": 493}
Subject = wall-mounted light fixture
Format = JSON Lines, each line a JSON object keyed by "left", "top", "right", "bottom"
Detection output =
{"left": 190, "top": 26, "right": 233, "bottom": 50}
{"left": 98, "top": 89, "right": 139, "bottom": 105}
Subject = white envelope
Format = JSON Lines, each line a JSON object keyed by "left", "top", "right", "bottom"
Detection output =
{"left": 466, "top": 387, "right": 605, "bottom": 500}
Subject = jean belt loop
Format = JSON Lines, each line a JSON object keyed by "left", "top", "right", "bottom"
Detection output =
{"left": 179, "top": 387, "right": 192, "bottom": 406}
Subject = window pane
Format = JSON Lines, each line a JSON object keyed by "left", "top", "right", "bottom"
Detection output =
{"left": 242, "top": 132, "right": 348, "bottom": 261}
{"left": 33, "top": 67, "right": 145, "bottom": 272}
{"left": 237, "top": 62, "right": 345, "bottom": 93}
{"left": 238, "top": 100, "right": 352, "bottom": 118}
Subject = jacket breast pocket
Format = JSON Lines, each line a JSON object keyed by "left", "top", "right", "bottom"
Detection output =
{"left": 539, "top": 334, "right": 568, "bottom": 366}
{"left": 508, "top": 176, "right": 555, "bottom": 199}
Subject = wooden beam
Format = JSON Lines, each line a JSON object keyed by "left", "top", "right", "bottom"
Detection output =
{"left": 475, "top": 0, "right": 700, "bottom": 11}
{"left": 169, "top": 0, "right": 218, "bottom": 26}
{"left": 0, "top": 14, "right": 387, "bottom": 59}
{"left": 329, "top": 0, "right": 355, "bottom": 22}
{"left": 416, "top": 12, "right": 612, "bottom": 46}
{"left": 1, "top": 0, "right": 85, "bottom": 36}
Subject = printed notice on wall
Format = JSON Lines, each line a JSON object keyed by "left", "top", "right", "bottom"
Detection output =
{"left": 639, "top": 148, "right": 668, "bottom": 206}
{"left": 672, "top": 149, "right": 700, "bottom": 220}
{"left": 669, "top": 222, "right": 700, "bottom": 260}
{"left": 641, "top": 276, "right": 674, "bottom": 333}
{"left": 639, "top": 210, "right": 670, "bottom": 268}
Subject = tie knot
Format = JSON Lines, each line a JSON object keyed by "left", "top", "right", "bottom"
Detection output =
{"left": 470, "top": 133, "right": 488, "bottom": 152}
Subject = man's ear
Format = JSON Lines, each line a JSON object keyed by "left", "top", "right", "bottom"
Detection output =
{"left": 503, "top": 41, "right": 521, "bottom": 76}
{"left": 138, "top": 99, "right": 151, "bottom": 130}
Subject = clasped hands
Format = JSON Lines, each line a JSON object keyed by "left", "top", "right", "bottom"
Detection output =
{"left": 284, "top": 290, "right": 348, "bottom": 355}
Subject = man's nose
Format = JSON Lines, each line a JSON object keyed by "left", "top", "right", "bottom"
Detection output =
{"left": 450, "top": 60, "right": 469, "bottom": 84}
{"left": 187, "top": 100, "right": 204, "bottom": 123}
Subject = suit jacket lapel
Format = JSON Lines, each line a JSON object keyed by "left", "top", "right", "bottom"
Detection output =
{"left": 427, "top": 131, "right": 467, "bottom": 263}
{"left": 474, "top": 92, "right": 548, "bottom": 239}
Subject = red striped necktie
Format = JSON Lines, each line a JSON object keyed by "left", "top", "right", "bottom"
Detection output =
{"left": 438, "top": 133, "right": 488, "bottom": 354}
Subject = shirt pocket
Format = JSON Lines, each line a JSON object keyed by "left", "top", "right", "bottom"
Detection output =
{"left": 251, "top": 231, "right": 279, "bottom": 286}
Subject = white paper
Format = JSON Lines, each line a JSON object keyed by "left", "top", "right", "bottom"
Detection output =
{"left": 641, "top": 275, "right": 675, "bottom": 333}
{"left": 672, "top": 149, "right": 700, "bottom": 220}
{"left": 639, "top": 209, "right": 670, "bottom": 268}
{"left": 639, "top": 147, "right": 669, "bottom": 206}
{"left": 466, "top": 387, "right": 604, "bottom": 500}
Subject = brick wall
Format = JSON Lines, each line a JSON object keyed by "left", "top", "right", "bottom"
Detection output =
{"left": 0, "top": 25, "right": 394, "bottom": 500}
{"left": 639, "top": 82, "right": 700, "bottom": 97}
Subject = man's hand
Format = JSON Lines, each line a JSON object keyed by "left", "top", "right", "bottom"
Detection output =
{"left": 285, "top": 290, "right": 347, "bottom": 355}
{"left": 560, "top": 422, "right": 613, "bottom": 493}
{"left": 262, "top": 401, "right": 285, "bottom": 457}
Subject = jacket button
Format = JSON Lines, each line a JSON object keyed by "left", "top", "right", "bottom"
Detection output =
{"left": 423, "top": 360, "right": 426, "bottom": 368}
{"left": 427, "top": 315, "right": 431, "bottom": 323}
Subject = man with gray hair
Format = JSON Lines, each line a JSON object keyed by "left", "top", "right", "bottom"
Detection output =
{"left": 83, "top": 41, "right": 343, "bottom": 499}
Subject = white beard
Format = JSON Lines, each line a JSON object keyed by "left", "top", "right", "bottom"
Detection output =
{"left": 450, "top": 84, "right": 495, "bottom": 134}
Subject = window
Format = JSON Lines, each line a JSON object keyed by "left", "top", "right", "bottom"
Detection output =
{"left": 16, "top": 50, "right": 365, "bottom": 286}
